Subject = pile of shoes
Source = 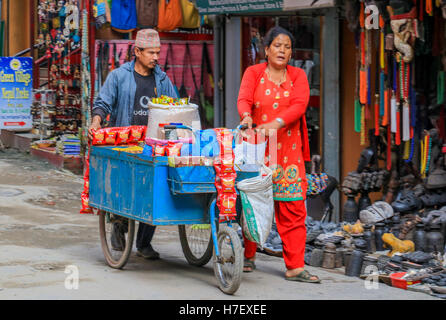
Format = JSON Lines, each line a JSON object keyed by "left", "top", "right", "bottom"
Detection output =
{"left": 421, "top": 271, "right": 446, "bottom": 287}
{"left": 377, "top": 252, "right": 441, "bottom": 274}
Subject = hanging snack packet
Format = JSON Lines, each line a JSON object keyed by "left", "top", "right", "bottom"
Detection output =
{"left": 217, "top": 194, "right": 237, "bottom": 219}
{"left": 80, "top": 147, "right": 93, "bottom": 214}
{"left": 153, "top": 144, "right": 167, "bottom": 156}
{"left": 128, "top": 126, "right": 147, "bottom": 143}
{"left": 114, "top": 127, "right": 131, "bottom": 145}
{"left": 219, "top": 173, "right": 237, "bottom": 193}
{"left": 166, "top": 142, "right": 183, "bottom": 156}
{"left": 214, "top": 157, "right": 236, "bottom": 174}
{"left": 80, "top": 192, "right": 93, "bottom": 214}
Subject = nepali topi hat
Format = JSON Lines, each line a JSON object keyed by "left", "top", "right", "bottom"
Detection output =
{"left": 135, "top": 29, "right": 161, "bottom": 49}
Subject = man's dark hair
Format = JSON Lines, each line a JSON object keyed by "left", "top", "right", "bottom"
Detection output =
{"left": 263, "top": 26, "right": 295, "bottom": 49}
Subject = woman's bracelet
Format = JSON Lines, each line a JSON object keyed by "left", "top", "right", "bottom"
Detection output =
{"left": 242, "top": 112, "right": 252, "bottom": 119}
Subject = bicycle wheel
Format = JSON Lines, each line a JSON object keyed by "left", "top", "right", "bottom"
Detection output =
{"left": 99, "top": 210, "right": 135, "bottom": 269}
{"left": 178, "top": 196, "right": 217, "bottom": 266}
{"left": 213, "top": 225, "right": 243, "bottom": 295}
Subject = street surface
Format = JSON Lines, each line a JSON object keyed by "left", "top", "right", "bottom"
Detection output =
{"left": 0, "top": 149, "right": 440, "bottom": 300}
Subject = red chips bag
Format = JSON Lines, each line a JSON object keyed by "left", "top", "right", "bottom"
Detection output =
{"left": 114, "top": 127, "right": 131, "bottom": 145}
{"left": 154, "top": 144, "right": 166, "bottom": 156}
{"left": 80, "top": 147, "right": 93, "bottom": 214}
{"left": 92, "top": 129, "right": 106, "bottom": 145}
{"left": 128, "top": 126, "right": 147, "bottom": 143}
{"left": 93, "top": 127, "right": 118, "bottom": 145}
{"left": 214, "top": 157, "right": 236, "bottom": 174}
{"left": 80, "top": 192, "right": 93, "bottom": 214}
{"left": 219, "top": 173, "right": 237, "bottom": 193}
{"left": 217, "top": 194, "right": 237, "bottom": 218}
{"left": 166, "top": 142, "right": 183, "bottom": 156}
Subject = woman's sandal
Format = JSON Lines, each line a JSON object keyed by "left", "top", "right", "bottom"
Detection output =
{"left": 285, "top": 269, "right": 321, "bottom": 283}
{"left": 243, "top": 258, "right": 256, "bottom": 273}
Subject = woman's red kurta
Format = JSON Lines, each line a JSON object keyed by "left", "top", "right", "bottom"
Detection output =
{"left": 237, "top": 62, "right": 310, "bottom": 201}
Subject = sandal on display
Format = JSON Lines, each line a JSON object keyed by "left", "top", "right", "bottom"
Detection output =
{"left": 285, "top": 269, "right": 321, "bottom": 283}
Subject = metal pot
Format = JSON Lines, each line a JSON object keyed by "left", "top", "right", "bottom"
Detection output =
{"left": 322, "top": 243, "right": 337, "bottom": 269}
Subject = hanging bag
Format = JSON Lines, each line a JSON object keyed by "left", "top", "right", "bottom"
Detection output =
{"left": 136, "top": 0, "right": 158, "bottom": 28}
{"left": 236, "top": 165, "right": 274, "bottom": 247}
{"left": 178, "top": 44, "right": 190, "bottom": 98}
{"left": 199, "top": 43, "right": 215, "bottom": 128}
{"left": 184, "top": 43, "right": 206, "bottom": 124}
{"left": 179, "top": 0, "right": 200, "bottom": 29}
{"left": 157, "top": 0, "right": 183, "bottom": 32}
{"left": 164, "top": 43, "right": 180, "bottom": 97}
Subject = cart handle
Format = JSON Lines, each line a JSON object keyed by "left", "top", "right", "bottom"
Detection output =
{"left": 163, "top": 124, "right": 194, "bottom": 131}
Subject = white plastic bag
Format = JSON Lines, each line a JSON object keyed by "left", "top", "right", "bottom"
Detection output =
{"left": 146, "top": 102, "right": 201, "bottom": 139}
{"left": 236, "top": 165, "right": 274, "bottom": 248}
{"left": 234, "top": 140, "right": 267, "bottom": 166}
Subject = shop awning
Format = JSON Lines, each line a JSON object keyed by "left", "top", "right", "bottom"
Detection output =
{"left": 282, "top": 0, "right": 335, "bottom": 11}
{"left": 195, "top": 0, "right": 283, "bottom": 15}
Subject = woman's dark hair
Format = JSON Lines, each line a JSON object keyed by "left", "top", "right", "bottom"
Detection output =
{"left": 263, "top": 26, "right": 295, "bottom": 49}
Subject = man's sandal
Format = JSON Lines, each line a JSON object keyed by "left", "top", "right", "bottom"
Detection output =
{"left": 285, "top": 270, "right": 321, "bottom": 283}
{"left": 243, "top": 258, "right": 256, "bottom": 273}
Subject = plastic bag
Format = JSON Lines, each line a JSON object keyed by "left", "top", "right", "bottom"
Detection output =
{"left": 236, "top": 165, "right": 274, "bottom": 247}
{"left": 234, "top": 140, "right": 267, "bottom": 166}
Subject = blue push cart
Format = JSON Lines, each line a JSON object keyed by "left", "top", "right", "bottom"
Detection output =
{"left": 89, "top": 133, "right": 258, "bottom": 295}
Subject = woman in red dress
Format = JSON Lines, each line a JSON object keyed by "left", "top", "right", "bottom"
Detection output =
{"left": 237, "top": 26, "right": 320, "bottom": 283}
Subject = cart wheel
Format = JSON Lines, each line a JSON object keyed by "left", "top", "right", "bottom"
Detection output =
{"left": 99, "top": 210, "right": 135, "bottom": 269}
{"left": 178, "top": 196, "right": 218, "bottom": 266}
{"left": 213, "top": 225, "right": 243, "bottom": 295}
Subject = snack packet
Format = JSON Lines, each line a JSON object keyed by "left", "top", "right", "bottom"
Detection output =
{"left": 215, "top": 173, "right": 237, "bottom": 193}
{"left": 92, "top": 129, "right": 106, "bottom": 145}
{"left": 80, "top": 192, "right": 93, "bottom": 214}
{"left": 166, "top": 142, "right": 183, "bottom": 157}
{"left": 214, "top": 157, "right": 236, "bottom": 174}
{"left": 217, "top": 194, "right": 237, "bottom": 218}
{"left": 93, "top": 127, "right": 118, "bottom": 145}
{"left": 153, "top": 144, "right": 166, "bottom": 156}
{"left": 128, "top": 126, "right": 147, "bottom": 143}
{"left": 112, "top": 127, "right": 130, "bottom": 145}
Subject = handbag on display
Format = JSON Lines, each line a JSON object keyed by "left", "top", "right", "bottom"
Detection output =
{"left": 164, "top": 43, "right": 180, "bottom": 97}
{"left": 136, "top": 0, "right": 158, "bottom": 28}
{"left": 179, "top": 0, "right": 200, "bottom": 29}
{"left": 198, "top": 43, "right": 214, "bottom": 128}
{"left": 157, "top": 0, "right": 183, "bottom": 31}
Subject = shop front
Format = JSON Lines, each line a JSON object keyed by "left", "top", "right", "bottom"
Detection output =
{"left": 198, "top": 0, "right": 342, "bottom": 220}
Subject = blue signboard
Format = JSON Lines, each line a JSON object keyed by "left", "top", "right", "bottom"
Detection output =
{"left": 0, "top": 57, "right": 33, "bottom": 130}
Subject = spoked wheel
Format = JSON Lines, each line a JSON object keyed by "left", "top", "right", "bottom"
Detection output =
{"left": 99, "top": 210, "right": 135, "bottom": 269}
{"left": 178, "top": 196, "right": 217, "bottom": 266}
{"left": 213, "top": 225, "right": 243, "bottom": 295}
{"left": 179, "top": 224, "right": 214, "bottom": 266}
